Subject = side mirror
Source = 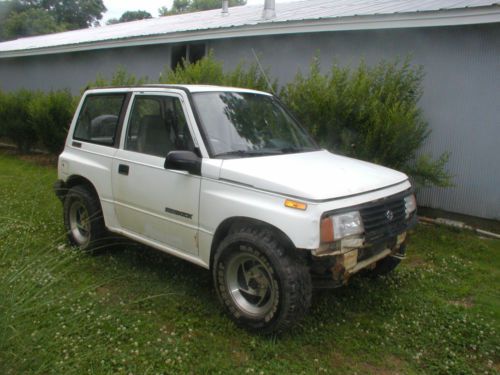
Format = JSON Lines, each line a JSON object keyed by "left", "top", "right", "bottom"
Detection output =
{"left": 164, "top": 150, "right": 201, "bottom": 175}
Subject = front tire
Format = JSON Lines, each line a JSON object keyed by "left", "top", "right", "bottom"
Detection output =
{"left": 213, "top": 227, "right": 312, "bottom": 334}
{"left": 63, "top": 185, "right": 105, "bottom": 252}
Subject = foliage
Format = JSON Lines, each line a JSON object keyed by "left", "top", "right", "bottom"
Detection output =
{"left": 0, "top": 89, "right": 40, "bottom": 152}
{"left": 2, "top": 7, "right": 63, "bottom": 40}
{"left": 0, "top": 53, "right": 450, "bottom": 187}
{"left": 0, "top": 1, "right": 26, "bottom": 40}
{"left": 160, "top": 51, "right": 277, "bottom": 92}
{"left": 0, "top": 88, "right": 76, "bottom": 154}
{"left": 86, "top": 65, "right": 149, "bottom": 89}
{"left": 0, "top": 154, "right": 498, "bottom": 374}
{"left": 280, "top": 56, "right": 452, "bottom": 187}
{"left": 159, "top": 0, "right": 245, "bottom": 16}
{"left": 26, "top": 0, "right": 106, "bottom": 29}
{"left": 107, "top": 10, "right": 152, "bottom": 25}
{"left": 0, "top": 0, "right": 106, "bottom": 41}
{"left": 28, "top": 90, "right": 77, "bottom": 154}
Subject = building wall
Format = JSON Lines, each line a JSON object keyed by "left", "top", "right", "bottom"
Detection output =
{"left": 0, "top": 44, "right": 171, "bottom": 93}
{"left": 0, "top": 24, "right": 498, "bottom": 219}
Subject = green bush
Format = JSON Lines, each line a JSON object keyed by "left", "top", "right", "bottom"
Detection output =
{"left": 280, "top": 56, "right": 451, "bottom": 187}
{"left": 86, "top": 65, "right": 149, "bottom": 90}
{"left": 29, "top": 90, "right": 77, "bottom": 154}
{"left": 0, "top": 54, "right": 451, "bottom": 188}
{"left": 0, "top": 89, "right": 40, "bottom": 153}
{"left": 160, "top": 50, "right": 277, "bottom": 92}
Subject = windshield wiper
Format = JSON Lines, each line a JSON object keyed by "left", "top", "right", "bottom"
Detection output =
{"left": 214, "top": 150, "right": 281, "bottom": 158}
{"left": 278, "top": 146, "right": 317, "bottom": 154}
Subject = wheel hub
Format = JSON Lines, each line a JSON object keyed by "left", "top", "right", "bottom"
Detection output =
{"left": 69, "top": 199, "right": 90, "bottom": 246}
{"left": 225, "top": 248, "right": 278, "bottom": 318}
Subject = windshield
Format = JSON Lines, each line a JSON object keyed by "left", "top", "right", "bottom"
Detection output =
{"left": 191, "top": 92, "right": 319, "bottom": 158}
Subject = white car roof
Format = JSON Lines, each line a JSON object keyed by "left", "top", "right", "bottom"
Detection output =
{"left": 84, "top": 84, "right": 273, "bottom": 96}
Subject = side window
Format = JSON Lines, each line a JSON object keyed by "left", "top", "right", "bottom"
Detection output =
{"left": 73, "top": 94, "right": 125, "bottom": 146}
{"left": 125, "top": 95, "right": 195, "bottom": 158}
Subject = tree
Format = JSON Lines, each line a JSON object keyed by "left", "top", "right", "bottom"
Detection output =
{"left": 0, "top": 0, "right": 106, "bottom": 41}
{"left": 33, "top": 0, "right": 107, "bottom": 29}
{"left": 0, "top": 0, "right": 22, "bottom": 40}
{"left": 107, "top": 10, "right": 152, "bottom": 25}
{"left": 2, "top": 8, "right": 63, "bottom": 40}
{"left": 159, "top": 0, "right": 245, "bottom": 16}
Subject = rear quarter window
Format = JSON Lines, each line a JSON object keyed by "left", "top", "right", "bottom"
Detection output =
{"left": 73, "top": 94, "right": 126, "bottom": 146}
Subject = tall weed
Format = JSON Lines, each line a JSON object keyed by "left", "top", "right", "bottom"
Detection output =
{"left": 160, "top": 50, "right": 277, "bottom": 92}
{"left": 0, "top": 89, "right": 40, "bottom": 153}
{"left": 29, "top": 90, "right": 77, "bottom": 154}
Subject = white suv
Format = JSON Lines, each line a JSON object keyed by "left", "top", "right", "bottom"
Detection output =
{"left": 55, "top": 85, "right": 417, "bottom": 333}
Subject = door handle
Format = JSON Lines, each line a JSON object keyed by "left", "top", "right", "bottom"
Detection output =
{"left": 118, "top": 164, "right": 129, "bottom": 175}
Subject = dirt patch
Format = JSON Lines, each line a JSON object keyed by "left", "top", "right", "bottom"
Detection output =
{"left": 19, "top": 153, "right": 57, "bottom": 167}
{"left": 358, "top": 355, "right": 406, "bottom": 375}
{"left": 405, "top": 255, "right": 428, "bottom": 269}
{"left": 95, "top": 286, "right": 111, "bottom": 296}
{"left": 449, "top": 297, "right": 474, "bottom": 308}
{"left": 0, "top": 144, "right": 57, "bottom": 167}
{"left": 231, "top": 348, "right": 249, "bottom": 366}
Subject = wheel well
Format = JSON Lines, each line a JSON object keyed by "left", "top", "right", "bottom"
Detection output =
{"left": 209, "top": 217, "right": 297, "bottom": 269}
{"left": 64, "top": 175, "right": 100, "bottom": 203}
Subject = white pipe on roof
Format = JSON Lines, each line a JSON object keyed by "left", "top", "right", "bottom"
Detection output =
{"left": 262, "top": 0, "right": 276, "bottom": 19}
{"left": 222, "top": 0, "right": 229, "bottom": 15}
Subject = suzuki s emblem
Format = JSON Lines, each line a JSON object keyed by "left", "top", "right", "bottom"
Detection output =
{"left": 385, "top": 210, "right": 394, "bottom": 221}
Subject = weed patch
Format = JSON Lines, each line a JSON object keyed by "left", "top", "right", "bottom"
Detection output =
{"left": 0, "top": 154, "right": 498, "bottom": 374}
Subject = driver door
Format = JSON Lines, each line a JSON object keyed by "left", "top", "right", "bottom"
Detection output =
{"left": 112, "top": 92, "right": 201, "bottom": 255}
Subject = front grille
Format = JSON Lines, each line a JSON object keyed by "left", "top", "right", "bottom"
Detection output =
{"left": 360, "top": 195, "right": 406, "bottom": 244}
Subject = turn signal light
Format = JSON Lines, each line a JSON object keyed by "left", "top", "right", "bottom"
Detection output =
{"left": 284, "top": 199, "right": 307, "bottom": 211}
{"left": 320, "top": 217, "right": 334, "bottom": 243}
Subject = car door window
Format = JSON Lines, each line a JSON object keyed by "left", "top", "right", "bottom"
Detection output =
{"left": 125, "top": 95, "right": 195, "bottom": 157}
{"left": 74, "top": 94, "right": 126, "bottom": 146}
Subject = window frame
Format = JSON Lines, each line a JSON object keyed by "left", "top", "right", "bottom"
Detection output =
{"left": 72, "top": 92, "right": 131, "bottom": 148}
{"left": 170, "top": 43, "right": 206, "bottom": 70}
{"left": 120, "top": 91, "right": 199, "bottom": 158}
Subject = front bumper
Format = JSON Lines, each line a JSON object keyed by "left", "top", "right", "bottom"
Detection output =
{"left": 331, "top": 232, "right": 407, "bottom": 282}
{"left": 311, "top": 214, "right": 417, "bottom": 287}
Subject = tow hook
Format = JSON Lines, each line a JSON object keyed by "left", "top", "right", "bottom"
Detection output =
{"left": 390, "top": 253, "right": 406, "bottom": 260}
{"left": 390, "top": 243, "right": 407, "bottom": 260}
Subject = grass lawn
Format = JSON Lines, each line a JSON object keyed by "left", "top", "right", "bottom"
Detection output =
{"left": 0, "top": 153, "right": 498, "bottom": 375}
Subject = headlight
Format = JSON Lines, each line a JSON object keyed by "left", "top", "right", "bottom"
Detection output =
{"left": 320, "top": 211, "right": 364, "bottom": 243}
{"left": 404, "top": 194, "right": 417, "bottom": 219}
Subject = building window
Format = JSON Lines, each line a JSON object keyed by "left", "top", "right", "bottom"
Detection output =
{"left": 171, "top": 43, "right": 206, "bottom": 69}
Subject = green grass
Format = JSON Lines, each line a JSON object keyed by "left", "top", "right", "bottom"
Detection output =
{"left": 0, "top": 153, "right": 498, "bottom": 375}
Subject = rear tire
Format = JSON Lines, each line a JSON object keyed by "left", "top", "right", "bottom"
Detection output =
{"left": 213, "top": 227, "right": 312, "bottom": 334}
{"left": 63, "top": 185, "right": 106, "bottom": 252}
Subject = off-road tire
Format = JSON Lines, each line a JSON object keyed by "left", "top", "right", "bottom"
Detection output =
{"left": 63, "top": 185, "right": 106, "bottom": 252}
{"left": 213, "top": 226, "right": 312, "bottom": 334}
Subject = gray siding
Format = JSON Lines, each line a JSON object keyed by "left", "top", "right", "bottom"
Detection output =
{"left": 0, "top": 44, "right": 171, "bottom": 93}
{"left": 0, "top": 24, "right": 498, "bottom": 219}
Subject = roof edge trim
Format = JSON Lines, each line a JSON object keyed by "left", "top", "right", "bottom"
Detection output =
{"left": 0, "top": 7, "right": 499, "bottom": 59}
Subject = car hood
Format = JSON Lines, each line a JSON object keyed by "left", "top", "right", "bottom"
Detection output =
{"left": 219, "top": 150, "right": 408, "bottom": 201}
